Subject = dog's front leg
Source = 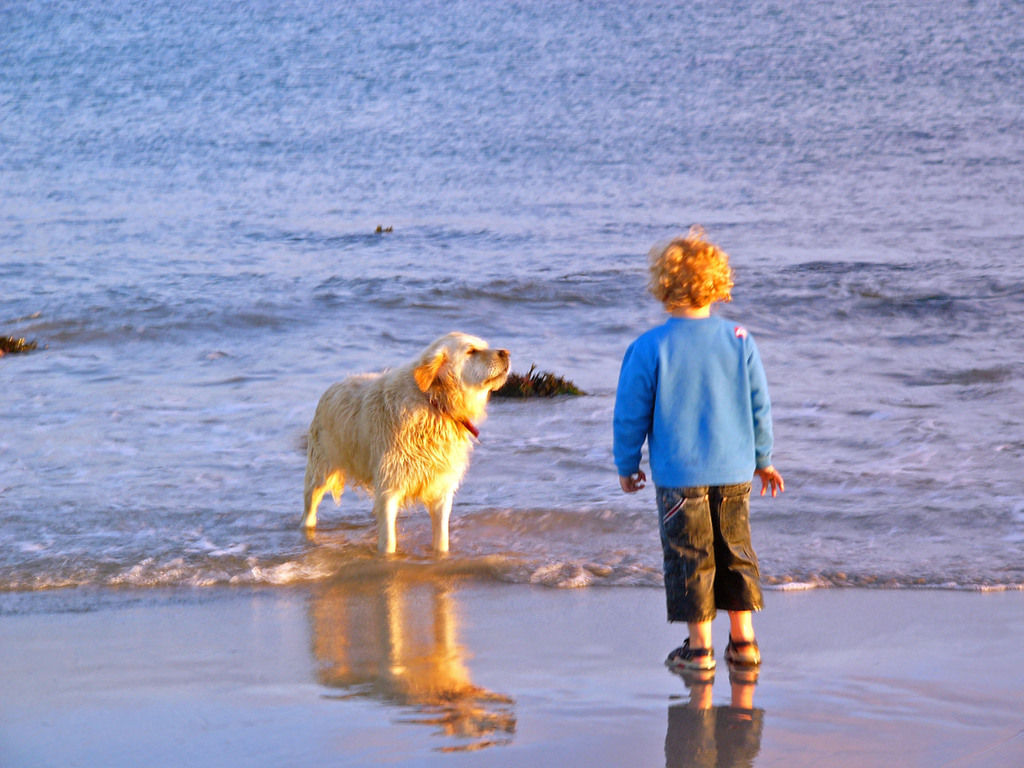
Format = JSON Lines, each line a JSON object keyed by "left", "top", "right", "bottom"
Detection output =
{"left": 428, "top": 492, "right": 454, "bottom": 554}
{"left": 373, "top": 492, "right": 401, "bottom": 554}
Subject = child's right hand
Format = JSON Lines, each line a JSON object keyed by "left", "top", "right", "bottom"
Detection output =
{"left": 755, "top": 466, "right": 785, "bottom": 497}
{"left": 619, "top": 471, "right": 647, "bottom": 493}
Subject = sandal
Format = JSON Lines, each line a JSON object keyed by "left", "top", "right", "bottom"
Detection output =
{"left": 724, "top": 636, "right": 761, "bottom": 667}
{"left": 666, "top": 638, "right": 716, "bottom": 671}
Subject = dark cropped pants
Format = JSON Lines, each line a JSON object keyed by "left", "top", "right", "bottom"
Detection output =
{"left": 657, "top": 482, "right": 763, "bottom": 623}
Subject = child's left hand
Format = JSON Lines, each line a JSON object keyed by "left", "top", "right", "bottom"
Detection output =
{"left": 755, "top": 466, "right": 785, "bottom": 497}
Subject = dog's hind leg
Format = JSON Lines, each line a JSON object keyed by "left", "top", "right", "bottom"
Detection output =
{"left": 373, "top": 492, "right": 401, "bottom": 554}
{"left": 302, "top": 432, "right": 345, "bottom": 530}
{"left": 301, "top": 423, "right": 345, "bottom": 529}
{"left": 301, "top": 469, "right": 345, "bottom": 530}
{"left": 428, "top": 492, "right": 454, "bottom": 554}
{"left": 301, "top": 429, "right": 324, "bottom": 529}
{"left": 301, "top": 481, "right": 325, "bottom": 530}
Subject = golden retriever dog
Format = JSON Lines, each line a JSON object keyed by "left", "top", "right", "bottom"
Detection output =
{"left": 301, "top": 332, "right": 510, "bottom": 554}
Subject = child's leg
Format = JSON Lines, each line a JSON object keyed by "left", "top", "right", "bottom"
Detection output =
{"left": 726, "top": 609, "right": 762, "bottom": 666}
{"left": 728, "top": 610, "right": 756, "bottom": 643}
{"left": 657, "top": 486, "right": 717, "bottom": 629}
{"left": 688, "top": 620, "right": 713, "bottom": 649}
{"left": 710, "top": 483, "right": 763, "bottom": 615}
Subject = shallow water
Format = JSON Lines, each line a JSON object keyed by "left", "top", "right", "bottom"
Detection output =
{"left": 2, "top": 0, "right": 1023, "bottom": 594}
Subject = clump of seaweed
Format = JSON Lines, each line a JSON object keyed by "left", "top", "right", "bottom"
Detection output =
{"left": 494, "top": 365, "right": 586, "bottom": 398}
{"left": 0, "top": 336, "right": 38, "bottom": 357}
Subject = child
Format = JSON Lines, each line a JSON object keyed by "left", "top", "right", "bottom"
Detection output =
{"left": 614, "top": 227, "right": 784, "bottom": 673}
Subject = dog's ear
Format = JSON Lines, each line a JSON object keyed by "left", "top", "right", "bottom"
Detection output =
{"left": 413, "top": 348, "right": 447, "bottom": 392}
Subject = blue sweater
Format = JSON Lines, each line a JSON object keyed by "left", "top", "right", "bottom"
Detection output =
{"left": 613, "top": 316, "right": 774, "bottom": 488}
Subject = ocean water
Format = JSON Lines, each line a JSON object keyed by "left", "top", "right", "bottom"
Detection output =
{"left": 2, "top": 0, "right": 1023, "bottom": 598}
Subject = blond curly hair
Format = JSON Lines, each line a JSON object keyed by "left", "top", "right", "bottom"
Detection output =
{"left": 648, "top": 227, "right": 733, "bottom": 310}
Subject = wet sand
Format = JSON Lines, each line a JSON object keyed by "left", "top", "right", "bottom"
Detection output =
{"left": 1, "top": 581, "right": 1022, "bottom": 767}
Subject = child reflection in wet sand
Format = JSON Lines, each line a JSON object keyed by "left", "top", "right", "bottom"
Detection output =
{"left": 665, "top": 668, "right": 763, "bottom": 768}
{"left": 614, "top": 228, "right": 784, "bottom": 673}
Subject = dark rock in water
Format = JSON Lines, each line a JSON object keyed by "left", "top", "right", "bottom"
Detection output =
{"left": 493, "top": 365, "right": 585, "bottom": 398}
{"left": 0, "top": 336, "right": 38, "bottom": 357}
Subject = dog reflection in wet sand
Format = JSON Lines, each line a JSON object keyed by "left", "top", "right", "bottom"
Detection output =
{"left": 311, "top": 572, "right": 515, "bottom": 750}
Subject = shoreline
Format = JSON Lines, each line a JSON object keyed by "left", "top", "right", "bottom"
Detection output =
{"left": 1, "top": 582, "right": 1022, "bottom": 767}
